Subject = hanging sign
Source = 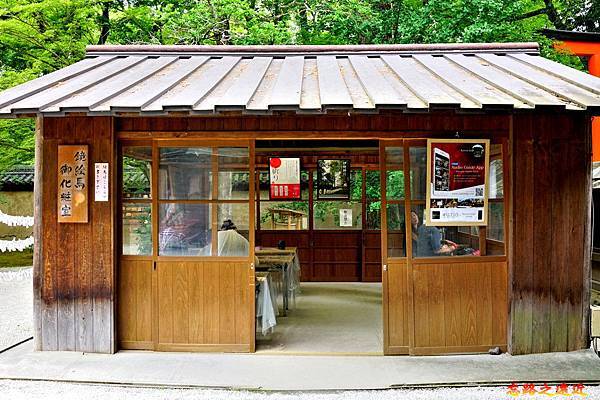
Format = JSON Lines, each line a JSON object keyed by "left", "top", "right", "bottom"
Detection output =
{"left": 426, "top": 139, "right": 489, "bottom": 226}
{"left": 94, "top": 163, "right": 109, "bottom": 202}
{"left": 269, "top": 157, "right": 301, "bottom": 200}
{"left": 57, "top": 145, "right": 88, "bottom": 223}
{"left": 339, "top": 208, "right": 353, "bottom": 227}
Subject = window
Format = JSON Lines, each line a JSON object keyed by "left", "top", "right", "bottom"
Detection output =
{"left": 366, "top": 170, "right": 381, "bottom": 230}
{"left": 258, "top": 170, "right": 309, "bottom": 230}
{"left": 408, "top": 143, "right": 505, "bottom": 258}
{"left": 313, "top": 170, "right": 362, "bottom": 229}
{"left": 487, "top": 146, "right": 505, "bottom": 250}
{"left": 122, "top": 147, "right": 152, "bottom": 255}
{"left": 385, "top": 147, "right": 406, "bottom": 257}
{"left": 118, "top": 145, "right": 253, "bottom": 258}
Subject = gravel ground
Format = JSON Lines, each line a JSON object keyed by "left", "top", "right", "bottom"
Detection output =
{"left": 0, "top": 266, "right": 32, "bottom": 349}
{"left": 0, "top": 380, "right": 598, "bottom": 400}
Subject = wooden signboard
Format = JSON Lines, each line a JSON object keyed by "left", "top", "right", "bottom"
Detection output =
{"left": 58, "top": 145, "right": 88, "bottom": 223}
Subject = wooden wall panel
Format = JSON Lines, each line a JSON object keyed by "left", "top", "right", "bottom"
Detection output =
{"left": 156, "top": 261, "right": 252, "bottom": 351}
{"left": 386, "top": 260, "right": 409, "bottom": 354}
{"left": 410, "top": 261, "right": 508, "bottom": 355}
{"left": 36, "top": 116, "right": 116, "bottom": 353}
{"left": 118, "top": 260, "right": 153, "bottom": 349}
{"left": 117, "top": 112, "right": 510, "bottom": 137}
{"left": 510, "top": 113, "right": 591, "bottom": 355}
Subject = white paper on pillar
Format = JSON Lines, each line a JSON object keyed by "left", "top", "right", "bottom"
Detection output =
{"left": 95, "top": 163, "right": 109, "bottom": 202}
{"left": 339, "top": 208, "right": 352, "bottom": 227}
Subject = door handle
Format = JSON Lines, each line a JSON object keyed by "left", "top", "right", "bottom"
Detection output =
{"left": 250, "top": 263, "right": 255, "bottom": 270}
{"left": 153, "top": 261, "right": 156, "bottom": 271}
{"left": 383, "top": 264, "right": 387, "bottom": 272}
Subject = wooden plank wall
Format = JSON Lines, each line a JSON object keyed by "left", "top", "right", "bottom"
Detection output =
{"left": 116, "top": 112, "right": 510, "bottom": 138}
{"left": 35, "top": 116, "right": 116, "bottom": 353}
{"left": 118, "top": 260, "right": 153, "bottom": 349}
{"left": 410, "top": 261, "right": 508, "bottom": 355}
{"left": 510, "top": 113, "right": 591, "bottom": 355}
{"left": 155, "top": 261, "right": 252, "bottom": 351}
{"left": 386, "top": 260, "right": 409, "bottom": 354}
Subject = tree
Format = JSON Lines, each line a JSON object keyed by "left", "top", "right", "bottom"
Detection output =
{"left": 0, "top": 0, "right": 595, "bottom": 172}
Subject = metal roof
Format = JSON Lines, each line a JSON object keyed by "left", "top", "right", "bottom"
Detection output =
{"left": 1, "top": 42, "right": 600, "bottom": 116}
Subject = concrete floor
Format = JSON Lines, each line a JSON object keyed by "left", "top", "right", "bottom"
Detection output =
{"left": 257, "top": 282, "right": 383, "bottom": 354}
{"left": 2, "top": 340, "right": 600, "bottom": 391}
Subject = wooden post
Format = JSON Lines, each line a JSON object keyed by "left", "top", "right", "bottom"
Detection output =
{"left": 33, "top": 116, "right": 44, "bottom": 351}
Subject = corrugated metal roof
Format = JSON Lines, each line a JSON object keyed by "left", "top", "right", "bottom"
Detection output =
{"left": 1, "top": 42, "right": 600, "bottom": 116}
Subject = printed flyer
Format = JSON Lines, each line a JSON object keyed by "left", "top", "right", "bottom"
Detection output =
{"left": 269, "top": 157, "right": 301, "bottom": 200}
{"left": 426, "top": 139, "right": 489, "bottom": 226}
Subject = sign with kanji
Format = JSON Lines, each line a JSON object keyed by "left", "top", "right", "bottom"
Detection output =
{"left": 58, "top": 145, "right": 88, "bottom": 223}
{"left": 426, "top": 139, "right": 489, "bottom": 226}
{"left": 94, "top": 163, "right": 109, "bottom": 202}
{"left": 269, "top": 157, "right": 301, "bottom": 200}
{"left": 339, "top": 209, "right": 352, "bottom": 227}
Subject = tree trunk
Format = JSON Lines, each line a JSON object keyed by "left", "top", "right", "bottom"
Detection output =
{"left": 98, "top": 1, "right": 110, "bottom": 45}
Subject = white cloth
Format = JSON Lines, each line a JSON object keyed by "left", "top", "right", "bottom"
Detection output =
{"left": 0, "top": 211, "right": 34, "bottom": 227}
{"left": 217, "top": 230, "right": 249, "bottom": 256}
{"left": 256, "top": 275, "right": 278, "bottom": 335}
{"left": 0, "top": 236, "right": 33, "bottom": 252}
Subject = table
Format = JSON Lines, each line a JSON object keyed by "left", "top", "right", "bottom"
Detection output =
{"left": 255, "top": 247, "right": 300, "bottom": 316}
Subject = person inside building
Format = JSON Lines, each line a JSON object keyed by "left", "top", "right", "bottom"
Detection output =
{"left": 410, "top": 210, "right": 456, "bottom": 257}
{"left": 218, "top": 219, "right": 250, "bottom": 257}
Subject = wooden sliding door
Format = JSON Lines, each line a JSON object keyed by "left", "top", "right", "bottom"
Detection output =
{"left": 381, "top": 139, "right": 509, "bottom": 355}
{"left": 118, "top": 139, "right": 256, "bottom": 352}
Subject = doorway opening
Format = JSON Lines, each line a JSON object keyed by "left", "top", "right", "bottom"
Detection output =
{"left": 253, "top": 140, "right": 383, "bottom": 354}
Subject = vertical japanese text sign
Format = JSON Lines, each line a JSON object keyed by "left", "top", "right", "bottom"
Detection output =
{"left": 94, "top": 163, "right": 109, "bottom": 202}
{"left": 58, "top": 145, "right": 88, "bottom": 223}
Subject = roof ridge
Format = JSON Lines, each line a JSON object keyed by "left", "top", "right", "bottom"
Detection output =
{"left": 86, "top": 42, "right": 540, "bottom": 56}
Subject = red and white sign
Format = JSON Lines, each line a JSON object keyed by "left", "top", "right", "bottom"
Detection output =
{"left": 269, "top": 157, "right": 300, "bottom": 200}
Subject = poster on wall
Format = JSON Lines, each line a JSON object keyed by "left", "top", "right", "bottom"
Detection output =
{"left": 269, "top": 157, "right": 301, "bottom": 200}
{"left": 94, "top": 163, "right": 109, "bottom": 202}
{"left": 58, "top": 145, "right": 88, "bottom": 223}
{"left": 339, "top": 209, "right": 353, "bottom": 227}
{"left": 316, "top": 159, "right": 350, "bottom": 200}
{"left": 426, "top": 139, "right": 489, "bottom": 226}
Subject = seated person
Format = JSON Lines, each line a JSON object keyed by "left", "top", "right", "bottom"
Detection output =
{"left": 410, "top": 211, "right": 456, "bottom": 257}
{"left": 218, "top": 219, "right": 249, "bottom": 257}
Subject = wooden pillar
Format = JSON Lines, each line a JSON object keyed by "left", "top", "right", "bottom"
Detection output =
{"left": 509, "top": 112, "right": 591, "bottom": 355}
{"left": 33, "top": 117, "right": 44, "bottom": 351}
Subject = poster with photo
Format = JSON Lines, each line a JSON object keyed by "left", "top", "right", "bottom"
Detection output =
{"left": 426, "top": 139, "right": 489, "bottom": 226}
{"left": 316, "top": 159, "right": 350, "bottom": 200}
{"left": 269, "top": 157, "right": 301, "bottom": 200}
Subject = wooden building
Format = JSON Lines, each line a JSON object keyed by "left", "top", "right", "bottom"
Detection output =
{"left": 0, "top": 42, "right": 597, "bottom": 356}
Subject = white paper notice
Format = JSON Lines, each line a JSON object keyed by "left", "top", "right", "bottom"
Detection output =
{"left": 95, "top": 163, "right": 109, "bottom": 202}
{"left": 339, "top": 209, "right": 352, "bottom": 227}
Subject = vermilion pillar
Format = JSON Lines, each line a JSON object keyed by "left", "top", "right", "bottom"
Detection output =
{"left": 555, "top": 41, "right": 600, "bottom": 161}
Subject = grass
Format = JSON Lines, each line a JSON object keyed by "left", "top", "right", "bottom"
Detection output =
{"left": 0, "top": 248, "right": 33, "bottom": 268}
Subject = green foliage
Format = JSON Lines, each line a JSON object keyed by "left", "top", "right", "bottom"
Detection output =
{"left": 0, "top": 0, "right": 597, "bottom": 172}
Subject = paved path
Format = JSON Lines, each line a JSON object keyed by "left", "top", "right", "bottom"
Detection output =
{"left": 2, "top": 340, "right": 600, "bottom": 391}
{"left": 0, "top": 266, "right": 32, "bottom": 349}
